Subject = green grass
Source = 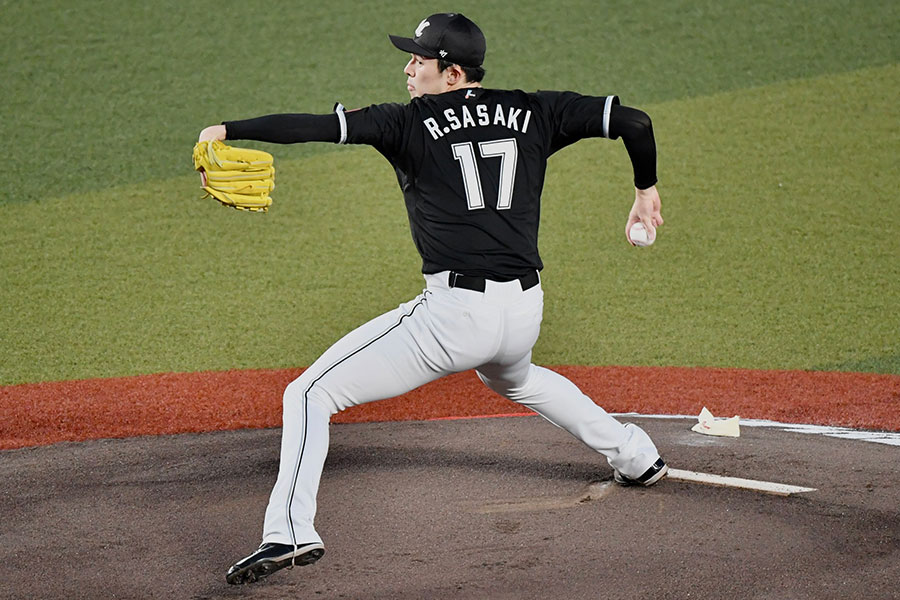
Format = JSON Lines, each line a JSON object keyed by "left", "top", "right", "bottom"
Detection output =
{"left": 2, "top": 0, "right": 895, "bottom": 204}
{"left": 537, "top": 64, "right": 900, "bottom": 371}
{"left": 1, "top": 0, "right": 898, "bottom": 384}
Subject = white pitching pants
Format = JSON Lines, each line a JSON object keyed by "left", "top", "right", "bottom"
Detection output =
{"left": 262, "top": 272, "right": 662, "bottom": 546}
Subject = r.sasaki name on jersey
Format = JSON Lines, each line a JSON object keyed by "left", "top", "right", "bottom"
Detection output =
{"left": 423, "top": 104, "right": 533, "bottom": 141}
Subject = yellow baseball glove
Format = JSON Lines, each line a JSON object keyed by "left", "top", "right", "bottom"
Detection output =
{"left": 192, "top": 140, "right": 275, "bottom": 212}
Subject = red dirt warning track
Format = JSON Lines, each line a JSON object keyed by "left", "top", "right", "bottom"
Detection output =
{"left": 2, "top": 366, "right": 898, "bottom": 450}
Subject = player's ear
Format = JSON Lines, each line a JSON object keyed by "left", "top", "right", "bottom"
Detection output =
{"left": 447, "top": 64, "right": 465, "bottom": 84}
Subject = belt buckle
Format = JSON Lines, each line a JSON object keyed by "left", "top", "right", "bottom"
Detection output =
{"left": 449, "top": 272, "right": 459, "bottom": 288}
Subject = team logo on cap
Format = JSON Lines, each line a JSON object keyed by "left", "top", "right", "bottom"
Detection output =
{"left": 415, "top": 19, "right": 430, "bottom": 37}
{"left": 439, "top": 50, "right": 447, "bottom": 57}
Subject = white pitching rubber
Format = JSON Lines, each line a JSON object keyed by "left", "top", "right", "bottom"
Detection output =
{"left": 666, "top": 469, "right": 817, "bottom": 496}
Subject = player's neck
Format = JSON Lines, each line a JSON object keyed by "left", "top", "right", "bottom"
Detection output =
{"left": 444, "top": 81, "right": 482, "bottom": 95}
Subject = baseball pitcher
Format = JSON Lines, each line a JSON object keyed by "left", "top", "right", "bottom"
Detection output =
{"left": 196, "top": 13, "right": 667, "bottom": 585}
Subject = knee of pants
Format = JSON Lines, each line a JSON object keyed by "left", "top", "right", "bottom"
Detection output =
{"left": 477, "top": 369, "right": 529, "bottom": 402}
{"left": 284, "top": 374, "right": 340, "bottom": 416}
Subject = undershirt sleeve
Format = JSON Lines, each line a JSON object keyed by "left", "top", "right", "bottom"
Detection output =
{"left": 223, "top": 113, "right": 341, "bottom": 144}
{"left": 223, "top": 103, "right": 407, "bottom": 162}
{"left": 607, "top": 104, "right": 658, "bottom": 190}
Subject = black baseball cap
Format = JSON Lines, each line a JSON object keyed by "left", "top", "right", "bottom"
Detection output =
{"left": 389, "top": 13, "right": 485, "bottom": 68}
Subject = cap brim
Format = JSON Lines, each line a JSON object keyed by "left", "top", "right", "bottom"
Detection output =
{"left": 389, "top": 34, "right": 437, "bottom": 59}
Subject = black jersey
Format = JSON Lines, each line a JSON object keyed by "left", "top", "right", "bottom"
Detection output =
{"left": 342, "top": 89, "right": 621, "bottom": 280}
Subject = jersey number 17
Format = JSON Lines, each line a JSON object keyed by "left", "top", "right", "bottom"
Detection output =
{"left": 451, "top": 138, "right": 518, "bottom": 211}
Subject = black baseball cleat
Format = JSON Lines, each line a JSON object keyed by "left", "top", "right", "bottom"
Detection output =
{"left": 226, "top": 542, "right": 325, "bottom": 585}
{"left": 613, "top": 458, "right": 669, "bottom": 487}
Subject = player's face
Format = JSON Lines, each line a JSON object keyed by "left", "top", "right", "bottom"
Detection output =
{"left": 404, "top": 54, "right": 447, "bottom": 98}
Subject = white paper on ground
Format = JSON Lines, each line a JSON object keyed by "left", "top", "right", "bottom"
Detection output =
{"left": 691, "top": 406, "right": 740, "bottom": 437}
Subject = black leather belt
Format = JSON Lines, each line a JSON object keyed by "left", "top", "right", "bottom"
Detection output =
{"left": 448, "top": 271, "right": 540, "bottom": 293}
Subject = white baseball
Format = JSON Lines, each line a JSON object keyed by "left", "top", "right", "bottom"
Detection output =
{"left": 629, "top": 222, "right": 655, "bottom": 247}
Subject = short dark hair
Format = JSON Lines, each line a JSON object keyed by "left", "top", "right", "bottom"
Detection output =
{"left": 437, "top": 58, "right": 485, "bottom": 83}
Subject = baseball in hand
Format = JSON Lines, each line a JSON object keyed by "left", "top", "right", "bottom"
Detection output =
{"left": 628, "top": 222, "right": 656, "bottom": 247}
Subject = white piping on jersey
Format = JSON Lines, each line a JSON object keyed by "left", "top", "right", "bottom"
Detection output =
{"left": 335, "top": 103, "right": 348, "bottom": 144}
{"left": 602, "top": 95, "right": 616, "bottom": 139}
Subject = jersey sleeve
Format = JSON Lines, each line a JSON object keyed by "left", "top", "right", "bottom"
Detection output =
{"left": 532, "top": 91, "right": 620, "bottom": 154}
{"left": 532, "top": 90, "right": 657, "bottom": 188}
{"left": 338, "top": 102, "right": 409, "bottom": 157}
